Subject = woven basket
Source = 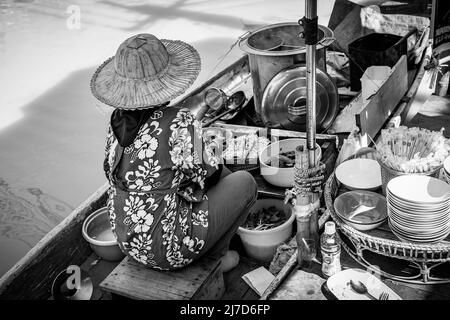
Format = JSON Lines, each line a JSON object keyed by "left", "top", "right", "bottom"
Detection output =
{"left": 325, "top": 149, "right": 450, "bottom": 284}
{"left": 377, "top": 159, "right": 442, "bottom": 195}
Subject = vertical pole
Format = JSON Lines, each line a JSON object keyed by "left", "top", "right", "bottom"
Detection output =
{"left": 306, "top": 0, "right": 317, "bottom": 170}
{"left": 305, "top": 0, "right": 320, "bottom": 249}
{"left": 295, "top": 0, "right": 320, "bottom": 268}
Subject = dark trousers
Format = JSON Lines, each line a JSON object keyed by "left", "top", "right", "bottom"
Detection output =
{"left": 199, "top": 167, "right": 258, "bottom": 259}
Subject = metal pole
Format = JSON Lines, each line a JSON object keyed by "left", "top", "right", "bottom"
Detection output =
{"left": 305, "top": 0, "right": 317, "bottom": 169}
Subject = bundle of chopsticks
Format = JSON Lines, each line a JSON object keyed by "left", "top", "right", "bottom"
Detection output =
{"left": 376, "top": 126, "right": 450, "bottom": 173}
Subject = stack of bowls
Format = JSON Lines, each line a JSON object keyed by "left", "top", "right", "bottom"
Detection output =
{"left": 444, "top": 156, "right": 450, "bottom": 184}
{"left": 386, "top": 175, "right": 450, "bottom": 243}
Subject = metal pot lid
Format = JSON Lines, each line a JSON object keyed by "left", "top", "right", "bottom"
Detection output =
{"left": 261, "top": 65, "right": 339, "bottom": 132}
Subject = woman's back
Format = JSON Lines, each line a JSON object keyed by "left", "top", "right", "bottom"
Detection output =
{"left": 105, "top": 107, "right": 219, "bottom": 270}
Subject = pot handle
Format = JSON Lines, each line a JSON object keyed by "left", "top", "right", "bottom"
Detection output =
{"left": 288, "top": 98, "right": 307, "bottom": 116}
{"left": 238, "top": 30, "right": 252, "bottom": 42}
{"left": 318, "top": 36, "right": 335, "bottom": 47}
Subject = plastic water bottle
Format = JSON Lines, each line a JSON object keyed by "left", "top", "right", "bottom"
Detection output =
{"left": 320, "top": 221, "right": 342, "bottom": 278}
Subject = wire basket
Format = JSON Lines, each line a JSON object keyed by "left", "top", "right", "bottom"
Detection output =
{"left": 325, "top": 153, "right": 450, "bottom": 284}
{"left": 377, "top": 159, "right": 442, "bottom": 195}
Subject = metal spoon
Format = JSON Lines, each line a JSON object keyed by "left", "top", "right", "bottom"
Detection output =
{"left": 349, "top": 279, "right": 377, "bottom": 300}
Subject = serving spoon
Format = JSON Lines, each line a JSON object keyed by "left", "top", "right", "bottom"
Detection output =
{"left": 349, "top": 279, "right": 378, "bottom": 300}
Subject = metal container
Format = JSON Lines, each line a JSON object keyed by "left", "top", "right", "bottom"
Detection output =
{"left": 238, "top": 22, "right": 334, "bottom": 120}
{"left": 377, "top": 159, "right": 441, "bottom": 196}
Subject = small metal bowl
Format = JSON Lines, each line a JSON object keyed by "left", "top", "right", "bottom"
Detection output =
{"left": 334, "top": 190, "right": 388, "bottom": 231}
{"left": 51, "top": 267, "right": 93, "bottom": 300}
{"left": 82, "top": 207, "right": 125, "bottom": 261}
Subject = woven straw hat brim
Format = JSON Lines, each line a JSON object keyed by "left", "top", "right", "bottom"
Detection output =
{"left": 90, "top": 39, "right": 201, "bottom": 110}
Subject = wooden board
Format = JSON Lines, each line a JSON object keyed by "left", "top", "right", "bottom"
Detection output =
{"left": 269, "top": 269, "right": 326, "bottom": 300}
{"left": 392, "top": 45, "right": 433, "bottom": 122}
{"left": 100, "top": 256, "right": 224, "bottom": 300}
{"left": 210, "top": 123, "right": 339, "bottom": 146}
{"left": 0, "top": 183, "right": 109, "bottom": 300}
{"left": 221, "top": 256, "right": 264, "bottom": 300}
{"left": 356, "top": 55, "right": 408, "bottom": 140}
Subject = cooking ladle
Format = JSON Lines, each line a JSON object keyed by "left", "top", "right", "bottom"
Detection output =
{"left": 202, "top": 91, "right": 246, "bottom": 127}
{"left": 349, "top": 279, "right": 377, "bottom": 300}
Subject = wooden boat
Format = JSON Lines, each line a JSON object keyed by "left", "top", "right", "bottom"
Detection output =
{"left": 0, "top": 3, "right": 443, "bottom": 300}
{"left": 0, "top": 53, "right": 338, "bottom": 300}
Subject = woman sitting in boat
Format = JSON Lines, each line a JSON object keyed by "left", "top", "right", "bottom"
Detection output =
{"left": 90, "top": 33, "right": 257, "bottom": 272}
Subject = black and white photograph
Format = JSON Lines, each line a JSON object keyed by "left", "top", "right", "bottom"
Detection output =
{"left": 1, "top": 0, "right": 450, "bottom": 307}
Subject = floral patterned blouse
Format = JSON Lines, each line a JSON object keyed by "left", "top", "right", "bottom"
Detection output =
{"left": 104, "top": 107, "right": 219, "bottom": 270}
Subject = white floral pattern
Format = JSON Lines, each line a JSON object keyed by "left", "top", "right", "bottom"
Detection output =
{"left": 169, "top": 127, "right": 194, "bottom": 170}
{"left": 125, "top": 121, "right": 162, "bottom": 163}
{"left": 105, "top": 107, "right": 217, "bottom": 270}
{"left": 183, "top": 235, "right": 205, "bottom": 254}
{"left": 125, "top": 159, "right": 161, "bottom": 191}
{"left": 192, "top": 210, "right": 208, "bottom": 228}
{"left": 123, "top": 233, "right": 157, "bottom": 266}
{"left": 161, "top": 193, "right": 193, "bottom": 268}
{"left": 123, "top": 195, "right": 157, "bottom": 235}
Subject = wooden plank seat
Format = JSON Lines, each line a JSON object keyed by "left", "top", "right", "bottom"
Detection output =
{"left": 100, "top": 255, "right": 224, "bottom": 300}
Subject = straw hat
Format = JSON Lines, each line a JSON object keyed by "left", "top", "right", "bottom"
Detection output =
{"left": 90, "top": 33, "right": 201, "bottom": 110}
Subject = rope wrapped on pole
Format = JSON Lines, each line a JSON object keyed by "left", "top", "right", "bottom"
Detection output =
{"left": 291, "top": 0, "right": 321, "bottom": 268}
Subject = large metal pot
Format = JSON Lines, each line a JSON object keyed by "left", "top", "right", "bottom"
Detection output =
{"left": 238, "top": 22, "right": 334, "bottom": 123}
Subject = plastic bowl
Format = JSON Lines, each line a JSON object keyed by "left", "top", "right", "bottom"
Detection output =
{"left": 82, "top": 207, "right": 125, "bottom": 261}
{"left": 259, "top": 138, "right": 322, "bottom": 187}
{"left": 334, "top": 190, "right": 388, "bottom": 231}
{"left": 237, "top": 199, "right": 295, "bottom": 262}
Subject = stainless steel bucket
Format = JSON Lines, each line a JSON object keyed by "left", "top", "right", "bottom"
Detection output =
{"left": 238, "top": 22, "right": 334, "bottom": 121}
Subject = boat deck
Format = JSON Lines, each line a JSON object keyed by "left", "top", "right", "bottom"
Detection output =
{"left": 269, "top": 246, "right": 450, "bottom": 300}
{"left": 80, "top": 247, "right": 265, "bottom": 300}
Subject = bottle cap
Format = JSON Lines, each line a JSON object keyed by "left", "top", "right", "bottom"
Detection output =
{"left": 325, "top": 222, "right": 336, "bottom": 235}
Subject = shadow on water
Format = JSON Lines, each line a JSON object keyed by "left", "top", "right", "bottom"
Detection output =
{"left": 0, "top": 177, "right": 73, "bottom": 276}
{"left": 100, "top": 0, "right": 265, "bottom": 31}
{"left": 16, "top": 0, "right": 267, "bottom": 35}
{"left": 0, "top": 66, "right": 109, "bottom": 277}
{"left": 0, "top": 35, "right": 245, "bottom": 277}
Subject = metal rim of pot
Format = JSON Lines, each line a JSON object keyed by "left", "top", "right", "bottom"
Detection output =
{"left": 238, "top": 22, "right": 335, "bottom": 56}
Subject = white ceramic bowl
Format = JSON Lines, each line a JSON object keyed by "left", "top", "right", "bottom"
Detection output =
{"left": 335, "top": 158, "right": 382, "bottom": 190}
{"left": 237, "top": 199, "right": 295, "bottom": 262}
{"left": 259, "top": 138, "right": 322, "bottom": 187}
{"left": 82, "top": 207, "right": 125, "bottom": 261}
{"left": 444, "top": 156, "right": 450, "bottom": 174}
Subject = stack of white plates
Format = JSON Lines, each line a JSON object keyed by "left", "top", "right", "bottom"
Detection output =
{"left": 444, "top": 156, "right": 450, "bottom": 184}
{"left": 386, "top": 175, "right": 450, "bottom": 243}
